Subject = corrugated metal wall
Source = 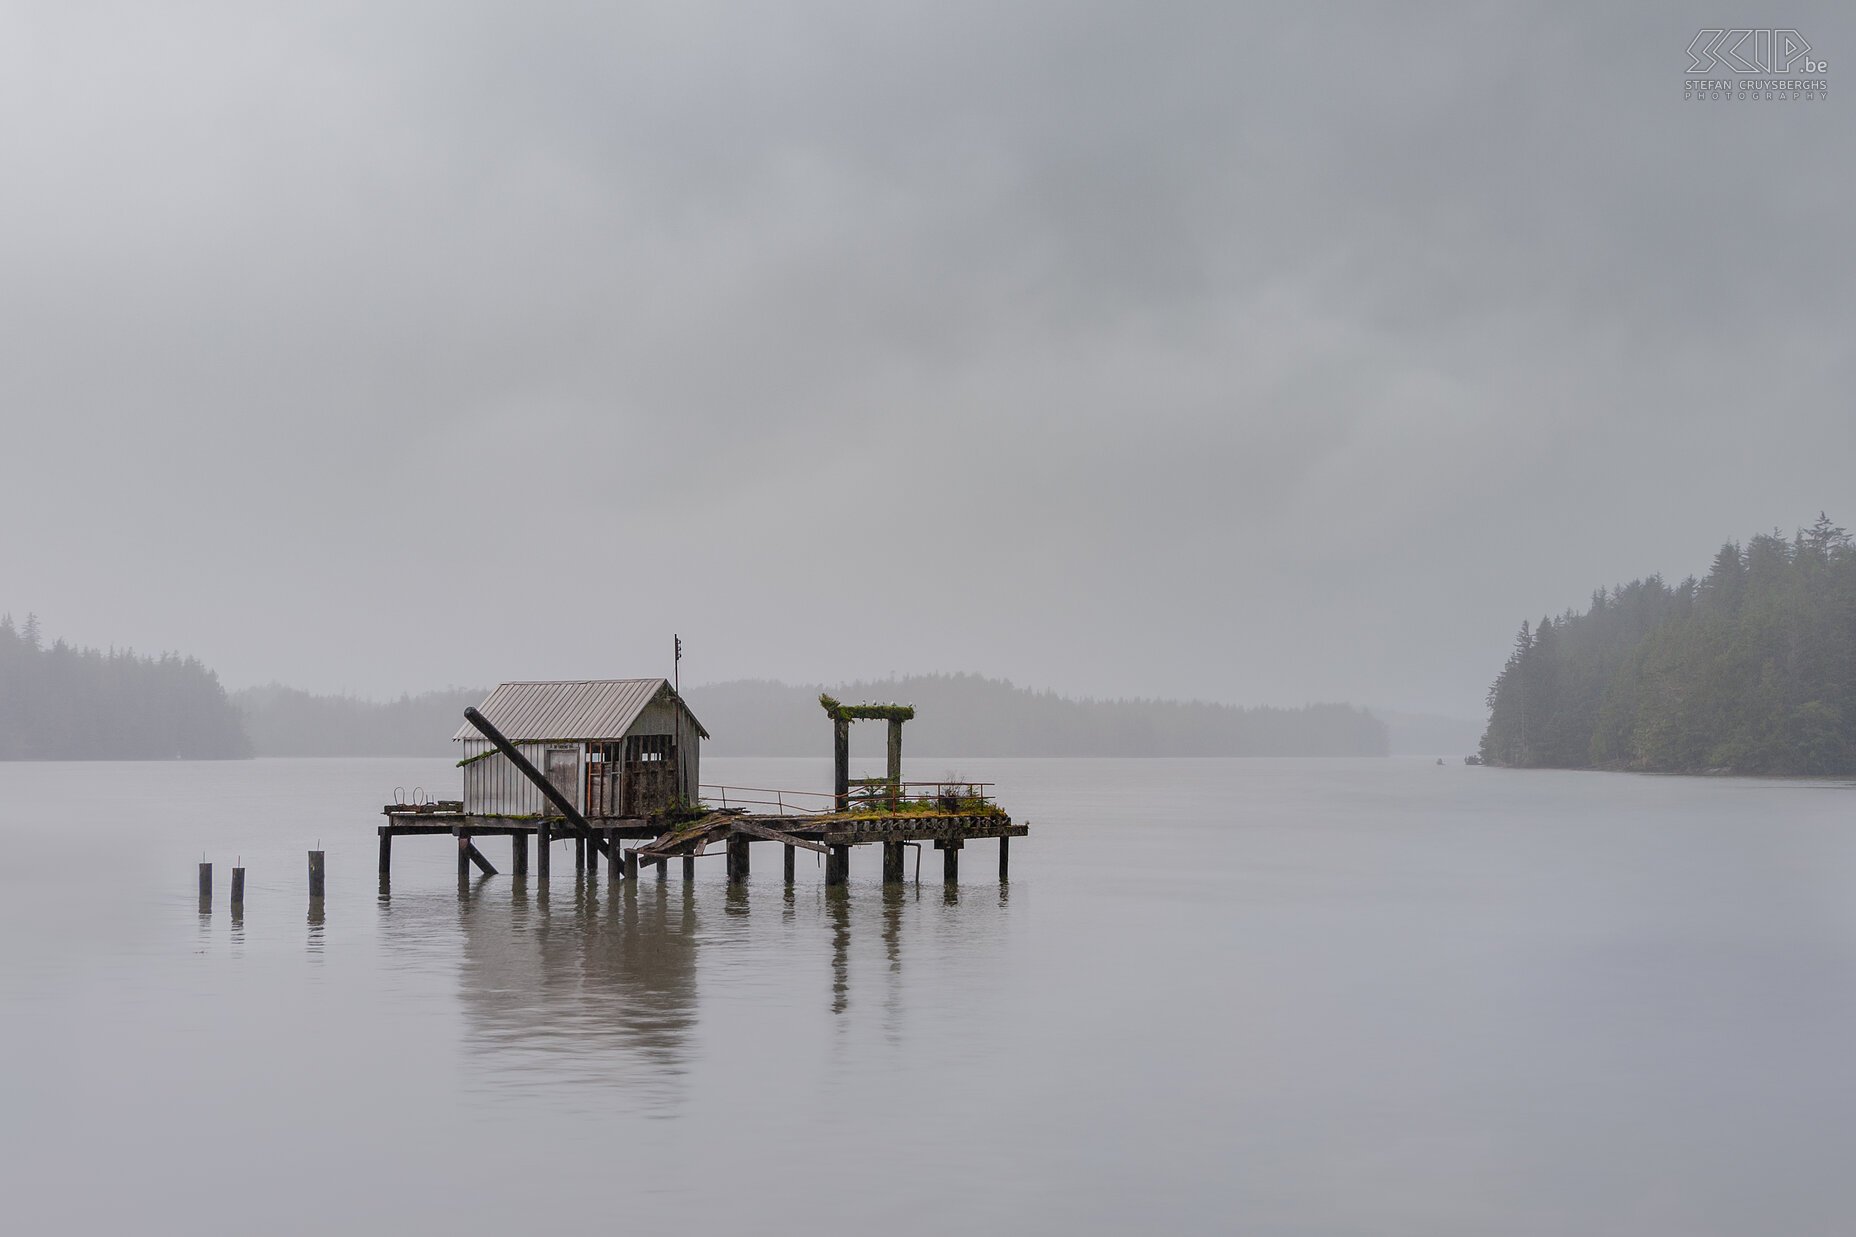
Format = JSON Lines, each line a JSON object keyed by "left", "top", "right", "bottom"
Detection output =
{"left": 460, "top": 741, "right": 584, "bottom": 816}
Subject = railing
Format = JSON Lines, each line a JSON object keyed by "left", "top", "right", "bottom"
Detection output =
{"left": 699, "top": 784, "right": 837, "bottom": 816}
{"left": 699, "top": 781, "right": 996, "bottom": 816}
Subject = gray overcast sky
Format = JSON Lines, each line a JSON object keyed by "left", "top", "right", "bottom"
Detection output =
{"left": 1, "top": 2, "right": 1850, "bottom": 717}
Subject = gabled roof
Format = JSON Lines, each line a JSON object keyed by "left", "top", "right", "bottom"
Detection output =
{"left": 451, "top": 678, "right": 709, "bottom": 743}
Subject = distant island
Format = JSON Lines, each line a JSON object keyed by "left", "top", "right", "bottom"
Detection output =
{"left": 1481, "top": 514, "right": 1855, "bottom": 775}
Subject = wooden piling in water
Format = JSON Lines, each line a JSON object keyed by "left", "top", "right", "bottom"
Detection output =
{"left": 826, "top": 845, "right": 849, "bottom": 886}
{"left": 230, "top": 866, "right": 245, "bottom": 907}
{"left": 683, "top": 853, "right": 695, "bottom": 881}
{"left": 784, "top": 843, "right": 796, "bottom": 883}
{"left": 308, "top": 850, "right": 326, "bottom": 899}
{"left": 999, "top": 835, "right": 1009, "bottom": 882}
{"left": 575, "top": 834, "right": 585, "bottom": 875}
{"left": 537, "top": 821, "right": 551, "bottom": 879}
{"left": 457, "top": 832, "right": 471, "bottom": 880}
{"left": 378, "top": 827, "right": 392, "bottom": 879}
{"left": 943, "top": 839, "right": 959, "bottom": 884}
{"left": 512, "top": 832, "right": 528, "bottom": 876}
{"left": 727, "top": 836, "right": 750, "bottom": 884}
{"left": 587, "top": 829, "right": 599, "bottom": 879}
{"left": 883, "top": 841, "right": 905, "bottom": 883}
{"left": 624, "top": 848, "right": 640, "bottom": 881}
{"left": 199, "top": 862, "right": 212, "bottom": 903}
{"left": 656, "top": 856, "right": 667, "bottom": 880}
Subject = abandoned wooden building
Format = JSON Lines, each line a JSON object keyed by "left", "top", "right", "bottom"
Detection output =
{"left": 454, "top": 678, "right": 705, "bottom": 819}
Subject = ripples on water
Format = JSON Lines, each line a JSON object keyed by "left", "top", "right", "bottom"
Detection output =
{"left": 5, "top": 756, "right": 1856, "bottom": 1235}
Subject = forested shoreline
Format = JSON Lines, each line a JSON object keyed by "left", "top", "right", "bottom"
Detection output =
{"left": 1481, "top": 515, "right": 1856, "bottom": 775}
{"left": 0, "top": 615, "right": 249, "bottom": 759}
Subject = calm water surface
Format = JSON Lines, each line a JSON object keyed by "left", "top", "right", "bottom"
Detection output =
{"left": 4, "top": 757, "right": 1856, "bottom": 1235}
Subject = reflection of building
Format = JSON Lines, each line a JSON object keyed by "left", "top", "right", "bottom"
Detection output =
{"left": 455, "top": 679, "right": 707, "bottom": 819}
{"left": 379, "top": 880, "right": 704, "bottom": 1094}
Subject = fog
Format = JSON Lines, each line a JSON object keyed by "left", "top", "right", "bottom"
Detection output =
{"left": 1, "top": 2, "right": 1849, "bottom": 717}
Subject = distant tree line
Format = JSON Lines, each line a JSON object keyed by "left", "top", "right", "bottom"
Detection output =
{"left": 232, "top": 684, "right": 484, "bottom": 756}
{"left": 689, "top": 673, "right": 1388, "bottom": 757}
{"left": 0, "top": 614, "right": 249, "bottom": 759}
{"left": 1482, "top": 514, "right": 1856, "bottom": 774}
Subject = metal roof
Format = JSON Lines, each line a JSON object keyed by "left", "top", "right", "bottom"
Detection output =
{"left": 451, "top": 678, "right": 709, "bottom": 743}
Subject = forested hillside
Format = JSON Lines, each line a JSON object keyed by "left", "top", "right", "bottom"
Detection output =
{"left": 688, "top": 674, "right": 1388, "bottom": 757}
{"left": 233, "top": 685, "right": 484, "bottom": 756}
{"left": 1481, "top": 515, "right": 1856, "bottom": 774}
{"left": 0, "top": 614, "right": 249, "bottom": 759}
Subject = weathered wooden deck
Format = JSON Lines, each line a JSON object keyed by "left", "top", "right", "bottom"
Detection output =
{"left": 378, "top": 806, "right": 1023, "bottom": 886}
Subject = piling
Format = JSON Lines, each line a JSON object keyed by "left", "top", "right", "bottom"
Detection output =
{"left": 587, "top": 830, "right": 600, "bottom": 879}
{"left": 999, "top": 836, "right": 1009, "bottom": 881}
{"left": 943, "top": 839, "right": 960, "bottom": 884}
{"left": 833, "top": 719, "right": 851, "bottom": 811}
{"left": 726, "top": 836, "right": 750, "bottom": 884}
{"left": 575, "top": 835, "right": 585, "bottom": 875}
{"left": 377, "top": 827, "right": 392, "bottom": 879}
{"left": 883, "top": 841, "right": 905, "bottom": 884}
{"left": 457, "top": 832, "right": 471, "bottom": 881}
{"left": 537, "top": 821, "right": 551, "bottom": 879}
{"left": 683, "top": 853, "right": 695, "bottom": 881}
{"left": 607, "top": 830, "right": 621, "bottom": 884}
{"left": 198, "top": 862, "right": 212, "bottom": 903}
{"left": 512, "top": 832, "right": 528, "bottom": 876}
{"left": 308, "top": 850, "right": 326, "bottom": 899}
{"left": 624, "top": 848, "right": 640, "bottom": 881}
{"left": 230, "top": 866, "right": 245, "bottom": 907}
{"left": 656, "top": 856, "right": 667, "bottom": 880}
{"left": 826, "top": 845, "right": 850, "bottom": 886}
{"left": 784, "top": 843, "right": 796, "bottom": 884}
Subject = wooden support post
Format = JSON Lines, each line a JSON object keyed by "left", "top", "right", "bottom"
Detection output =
{"left": 230, "top": 866, "right": 245, "bottom": 907}
{"left": 784, "top": 843, "right": 796, "bottom": 884}
{"left": 378, "top": 827, "right": 392, "bottom": 879}
{"left": 608, "top": 830, "right": 622, "bottom": 883}
{"left": 656, "top": 857, "right": 667, "bottom": 880}
{"left": 726, "top": 836, "right": 750, "bottom": 884}
{"left": 537, "top": 821, "right": 551, "bottom": 879}
{"left": 624, "top": 848, "right": 640, "bottom": 881}
{"left": 826, "top": 844, "right": 850, "bottom": 886}
{"left": 575, "top": 834, "right": 585, "bottom": 875}
{"left": 833, "top": 719, "right": 850, "bottom": 812}
{"left": 512, "top": 832, "right": 528, "bottom": 876}
{"left": 587, "top": 828, "right": 599, "bottom": 879}
{"left": 308, "top": 850, "right": 325, "bottom": 899}
{"left": 887, "top": 717, "right": 903, "bottom": 809}
{"left": 682, "top": 853, "right": 695, "bottom": 881}
{"left": 999, "top": 835, "right": 1009, "bottom": 882}
{"left": 943, "top": 839, "right": 959, "bottom": 884}
{"left": 883, "top": 841, "right": 905, "bottom": 883}
{"left": 198, "top": 862, "right": 212, "bottom": 903}
{"left": 456, "top": 835, "right": 498, "bottom": 877}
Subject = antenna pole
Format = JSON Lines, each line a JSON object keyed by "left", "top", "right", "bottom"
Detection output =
{"left": 674, "top": 633, "right": 682, "bottom": 696}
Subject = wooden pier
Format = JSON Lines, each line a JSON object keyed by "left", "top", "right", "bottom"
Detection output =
{"left": 374, "top": 681, "right": 1027, "bottom": 890}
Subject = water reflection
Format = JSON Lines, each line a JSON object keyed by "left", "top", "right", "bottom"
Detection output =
{"left": 372, "top": 865, "right": 1016, "bottom": 1108}
{"left": 377, "top": 874, "right": 707, "bottom": 1102}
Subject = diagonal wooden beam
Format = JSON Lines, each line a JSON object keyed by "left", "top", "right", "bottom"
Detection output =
{"left": 731, "top": 819, "right": 829, "bottom": 854}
